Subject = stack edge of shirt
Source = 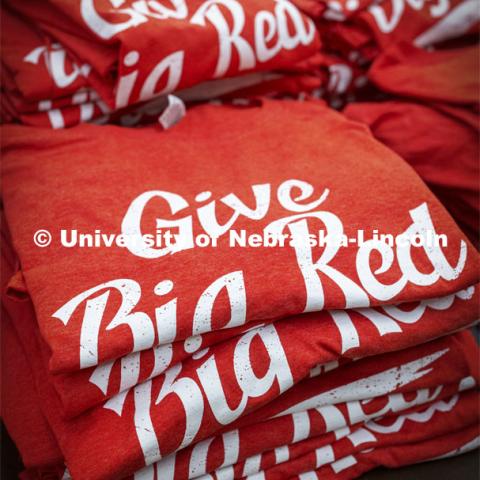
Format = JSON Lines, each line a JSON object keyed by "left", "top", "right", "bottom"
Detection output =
{"left": 1, "top": 98, "right": 479, "bottom": 479}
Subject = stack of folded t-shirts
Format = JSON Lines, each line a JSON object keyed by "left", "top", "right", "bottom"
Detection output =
{"left": 1, "top": 98, "right": 479, "bottom": 479}
{"left": 289, "top": 0, "right": 479, "bottom": 104}
{"left": 4, "top": 0, "right": 477, "bottom": 127}
{"left": 1, "top": 0, "right": 325, "bottom": 128}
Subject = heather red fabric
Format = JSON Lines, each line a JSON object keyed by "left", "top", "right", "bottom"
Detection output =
{"left": 1, "top": 0, "right": 325, "bottom": 129}
{"left": 3, "top": 214, "right": 477, "bottom": 421}
{"left": 1, "top": 216, "right": 63, "bottom": 471}
{"left": 47, "top": 287, "right": 480, "bottom": 418}
{"left": 140, "top": 388, "right": 478, "bottom": 479}
{"left": 2, "top": 70, "right": 324, "bottom": 129}
{"left": 4, "top": 0, "right": 320, "bottom": 110}
{"left": 292, "top": 0, "right": 480, "bottom": 107}
{"left": 5, "top": 292, "right": 478, "bottom": 478}
{"left": 5, "top": 255, "right": 479, "bottom": 417}
{"left": 0, "top": 317, "right": 64, "bottom": 470}
{"left": 2, "top": 100, "right": 479, "bottom": 375}
{"left": 3, "top": 229, "right": 478, "bottom": 477}
{"left": 235, "top": 391, "right": 479, "bottom": 479}
{"left": 344, "top": 101, "right": 479, "bottom": 245}
{"left": 0, "top": 8, "right": 92, "bottom": 102}
{"left": 2, "top": 309, "right": 478, "bottom": 480}
{"left": 291, "top": 0, "right": 374, "bottom": 20}
{"left": 4, "top": 0, "right": 478, "bottom": 129}
{"left": 1, "top": 4, "right": 479, "bottom": 480}
{"left": 3, "top": 1, "right": 115, "bottom": 80}
{"left": 0, "top": 7, "right": 324, "bottom": 130}
{"left": 139, "top": 331, "right": 480, "bottom": 479}
{"left": 299, "top": 425, "right": 479, "bottom": 480}
{"left": 368, "top": 43, "right": 479, "bottom": 105}
{"left": 355, "top": 0, "right": 478, "bottom": 51}
{"left": 0, "top": 5, "right": 114, "bottom": 128}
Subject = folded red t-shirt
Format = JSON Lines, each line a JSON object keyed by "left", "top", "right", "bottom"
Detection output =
{"left": 5, "top": 0, "right": 320, "bottom": 110}
{"left": 2, "top": 99, "right": 479, "bottom": 375}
